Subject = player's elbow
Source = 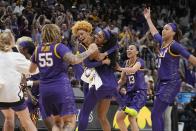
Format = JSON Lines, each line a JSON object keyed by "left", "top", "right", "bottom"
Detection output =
{"left": 69, "top": 58, "right": 82, "bottom": 65}
{"left": 29, "top": 68, "right": 35, "bottom": 74}
{"left": 127, "top": 69, "right": 136, "bottom": 74}
{"left": 188, "top": 55, "right": 196, "bottom": 66}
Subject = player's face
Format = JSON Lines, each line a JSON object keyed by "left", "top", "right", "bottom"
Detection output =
{"left": 94, "top": 31, "right": 104, "bottom": 46}
{"left": 18, "top": 45, "right": 28, "bottom": 58}
{"left": 162, "top": 24, "right": 175, "bottom": 40}
{"left": 18, "top": 46, "right": 24, "bottom": 54}
{"left": 77, "top": 29, "right": 91, "bottom": 45}
{"left": 126, "top": 45, "right": 138, "bottom": 58}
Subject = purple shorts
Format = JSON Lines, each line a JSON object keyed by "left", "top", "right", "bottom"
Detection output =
{"left": 0, "top": 99, "right": 27, "bottom": 112}
{"left": 39, "top": 97, "right": 47, "bottom": 120}
{"left": 40, "top": 82, "right": 77, "bottom": 118}
{"left": 11, "top": 102, "right": 27, "bottom": 111}
{"left": 26, "top": 98, "right": 47, "bottom": 120}
{"left": 94, "top": 86, "right": 117, "bottom": 100}
{"left": 26, "top": 98, "right": 39, "bottom": 113}
{"left": 156, "top": 79, "right": 181, "bottom": 104}
{"left": 117, "top": 90, "right": 147, "bottom": 112}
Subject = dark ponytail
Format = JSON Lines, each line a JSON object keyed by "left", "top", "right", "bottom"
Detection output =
{"left": 174, "top": 26, "right": 183, "bottom": 42}
{"left": 101, "top": 31, "right": 118, "bottom": 68}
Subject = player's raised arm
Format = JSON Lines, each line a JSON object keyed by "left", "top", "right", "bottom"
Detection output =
{"left": 143, "top": 7, "right": 159, "bottom": 36}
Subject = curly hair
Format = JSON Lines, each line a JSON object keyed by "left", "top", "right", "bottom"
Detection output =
{"left": 71, "top": 20, "right": 93, "bottom": 36}
{"left": 41, "top": 24, "right": 62, "bottom": 44}
{"left": 0, "top": 32, "right": 15, "bottom": 52}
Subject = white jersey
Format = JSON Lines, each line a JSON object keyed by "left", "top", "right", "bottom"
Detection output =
{"left": 0, "top": 51, "right": 32, "bottom": 103}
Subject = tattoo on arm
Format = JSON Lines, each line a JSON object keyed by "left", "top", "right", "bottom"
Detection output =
{"left": 63, "top": 51, "right": 91, "bottom": 65}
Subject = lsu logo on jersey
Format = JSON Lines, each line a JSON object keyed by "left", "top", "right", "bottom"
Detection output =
{"left": 113, "top": 106, "right": 152, "bottom": 129}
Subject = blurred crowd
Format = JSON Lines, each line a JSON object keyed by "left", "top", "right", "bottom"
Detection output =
{"left": 0, "top": 0, "right": 195, "bottom": 104}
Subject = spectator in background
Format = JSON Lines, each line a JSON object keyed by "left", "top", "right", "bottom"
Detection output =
{"left": 157, "top": 14, "right": 165, "bottom": 30}
{"left": 13, "top": 0, "right": 24, "bottom": 15}
{"left": 109, "top": 21, "right": 120, "bottom": 35}
{"left": 181, "top": 96, "right": 196, "bottom": 131}
{"left": 179, "top": 8, "right": 190, "bottom": 33}
{"left": 144, "top": 69, "right": 154, "bottom": 84}
{"left": 61, "top": 23, "right": 71, "bottom": 45}
{"left": 119, "top": 26, "right": 133, "bottom": 47}
{"left": 145, "top": 70, "right": 154, "bottom": 101}
{"left": 183, "top": 60, "right": 196, "bottom": 88}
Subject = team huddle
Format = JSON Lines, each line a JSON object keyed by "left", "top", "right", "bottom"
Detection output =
{"left": 0, "top": 8, "right": 196, "bottom": 131}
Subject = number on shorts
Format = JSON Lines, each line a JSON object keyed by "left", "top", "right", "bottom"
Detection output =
{"left": 38, "top": 53, "right": 53, "bottom": 67}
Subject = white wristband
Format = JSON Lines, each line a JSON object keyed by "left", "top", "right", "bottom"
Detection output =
{"left": 27, "top": 80, "right": 33, "bottom": 87}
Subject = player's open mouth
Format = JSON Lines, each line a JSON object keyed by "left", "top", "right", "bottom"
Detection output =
{"left": 81, "top": 38, "right": 85, "bottom": 43}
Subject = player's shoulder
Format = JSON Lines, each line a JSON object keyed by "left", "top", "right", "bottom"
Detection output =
{"left": 137, "top": 58, "right": 144, "bottom": 63}
{"left": 7, "top": 52, "right": 26, "bottom": 63}
{"left": 137, "top": 58, "right": 145, "bottom": 67}
{"left": 9, "top": 52, "right": 25, "bottom": 58}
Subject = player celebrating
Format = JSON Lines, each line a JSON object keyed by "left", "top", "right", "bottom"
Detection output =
{"left": 29, "top": 24, "right": 98, "bottom": 131}
{"left": 144, "top": 7, "right": 196, "bottom": 131}
{"left": 116, "top": 44, "right": 147, "bottom": 131}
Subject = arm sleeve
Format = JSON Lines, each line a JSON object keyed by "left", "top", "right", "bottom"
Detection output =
{"left": 84, "top": 59, "right": 103, "bottom": 68}
{"left": 56, "top": 43, "right": 72, "bottom": 58}
{"left": 138, "top": 58, "right": 145, "bottom": 69}
{"left": 171, "top": 43, "right": 191, "bottom": 59}
{"left": 72, "top": 64, "right": 84, "bottom": 80}
{"left": 153, "top": 33, "right": 163, "bottom": 47}
{"left": 106, "top": 44, "right": 119, "bottom": 55}
{"left": 31, "top": 52, "right": 36, "bottom": 63}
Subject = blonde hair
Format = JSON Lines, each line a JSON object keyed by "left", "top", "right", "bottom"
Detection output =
{"left": 41, "top": 24, "right": 62, "bottom": 44}
{"left": 16, "top": 36, "right": 33, "bottom": 45}
{"left": 71, "top": 20, "right": 93, "bottom": 36}
{"left": 0, "top": 32, "right": 15, "bottom": 52}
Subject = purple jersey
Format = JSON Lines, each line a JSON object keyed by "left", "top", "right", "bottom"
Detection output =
{"left": 125, "top": 58, "right": 147, "bottom": 92}
{"left": 66, "top": 43, "right": 84, "bottom": 80}
{"left": 79, "top": 43, "right": 118, "bottom": 91}
{"left": 154, "top": 33, "right": 191, "bottom": 80}
{"left": 71, "top": 43, "right": 87, "bottom": 80}
{"left": 31, "top": 43, "right": 77, "bottom": 117}
{"left": 31, "top": 43, "right": 71, "bottom": 84}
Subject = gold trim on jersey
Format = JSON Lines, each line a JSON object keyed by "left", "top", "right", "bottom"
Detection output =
{"left": 34, "top": 47, "right": 38, "bottom": 62}
{"left": 80, "top": 43, "right": 88, "bottom": 51}
{"left": 126, "top": 59, "right": 137, "bottom": 67}
{"left": 41, "top": 46, "right": 50, "bottom": 52}
{"left": 161, "top": 40, "right": 174, "bottom": 49}
{"left": 54, "top": 43, "right": 61, "bottom": 59}
{"left": 168, "top": 46, "right": 180, "bottom": 57}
